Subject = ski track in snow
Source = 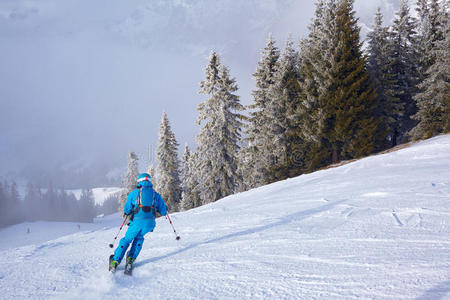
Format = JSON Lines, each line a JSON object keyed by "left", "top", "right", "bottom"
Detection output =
{"left": 1, "top": 135, "right": 450, "bottom": 299}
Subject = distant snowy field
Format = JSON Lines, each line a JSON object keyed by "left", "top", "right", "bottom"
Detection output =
{"left": 1, "top": 135, "right": 449, "bottom": 299}
{"left": 68, "top": 187, "right": 122, "bottom": 205}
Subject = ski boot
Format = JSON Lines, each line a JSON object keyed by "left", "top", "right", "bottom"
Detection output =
{"left": 124, "top": 251, "right": 135, "bottom": 276}
{"left": 109, "top": 254, "right": 119, "bottom": 273}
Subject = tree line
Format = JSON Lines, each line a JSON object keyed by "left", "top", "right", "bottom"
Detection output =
{"left": 121, "top": 0, "right": 448, "bottom": 213}
{"left": 0, "top": 180, "right": 117, "bottom": 227}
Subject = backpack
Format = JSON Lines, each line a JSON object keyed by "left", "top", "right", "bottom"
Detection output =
{"left": 131, "top": 188, "right": 156, "bottom": 219}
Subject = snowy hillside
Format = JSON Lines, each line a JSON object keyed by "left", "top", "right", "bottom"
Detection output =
{"left": 1, "top": 135, "right": 449, "bottom": 299}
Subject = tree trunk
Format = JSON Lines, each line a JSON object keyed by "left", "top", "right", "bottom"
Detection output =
{"left": 392, "top": 129, "right": 398, "bottom": 148}
{"left": 332, "top": 148, "right": 339, "bottom": 164}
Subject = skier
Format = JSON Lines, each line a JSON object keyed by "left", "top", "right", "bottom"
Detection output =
{"left": 109, "top": 173, "right": 167, "bottom": 274}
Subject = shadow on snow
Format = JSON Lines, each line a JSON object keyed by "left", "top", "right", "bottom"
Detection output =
{"left": 417, "top": 279, "right": 450, "bottom": 300}
{"left": 135, "top": 200, "right": 346, "bottom": 268}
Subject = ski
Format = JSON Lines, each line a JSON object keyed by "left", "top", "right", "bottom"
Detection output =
{"left": 124, "top": 258, "right": 133, "bottom": 276}
{"left": 109, "top": 255, "right": 118, "bottom": 273}
{"left": 124, "top": 251, "right": 134, "bottom": 275}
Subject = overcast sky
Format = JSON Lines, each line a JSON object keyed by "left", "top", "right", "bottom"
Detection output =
{"left": 0, "top": 0, "right": 402, "bottom": 179}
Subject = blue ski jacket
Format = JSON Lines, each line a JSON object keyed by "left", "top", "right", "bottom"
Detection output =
{"left": 124, "top": 180, "right": 167, "bottom": 223}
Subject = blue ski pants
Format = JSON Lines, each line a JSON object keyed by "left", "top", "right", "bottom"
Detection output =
{"left": 113, "top": 218, "right": 155, "bottom": 263}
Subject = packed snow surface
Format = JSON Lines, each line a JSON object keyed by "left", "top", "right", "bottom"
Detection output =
{"left": 1, "top": 135, "right": 450, "bottom": 299}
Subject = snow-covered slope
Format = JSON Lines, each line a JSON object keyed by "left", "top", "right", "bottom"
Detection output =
{"left": 1, "top": 135, "right": 450, "bottom": 299}
{"left": 0, "top": 221, "right": 104, "bottom": 251}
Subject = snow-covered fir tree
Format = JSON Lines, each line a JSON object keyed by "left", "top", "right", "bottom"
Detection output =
{"left": 411, "top": 2, "right": 449, "bottom": 139}
{"left": 294, "top": 41, "right": 322, "bottom": 171}
{"left": 415, "top": 0, "right": 446, "bottom": 82}
{"left": 389, "top": 0, "right": 419, "bottom": 144}
{"left": 196, "top": 51, "right": 244, "bottom": 204}
{"left": 240, "top": 35, "right": 280, "bottom": 190}
{"left": 147, "top": 164, "right": 157, "bottom": 191}
{"left": 156, "top": 112, "right": 182, "bottom": 212}
{"left": 312, "top": 0, "right": 339, "bottom": 93}
{"left": 265, "top": 38, "right": 305, "bottom": 181}
{"left": 180, "top": 145, "right": 198, "bottom": 211}
{"left": 119, "top": 151, "right": 139, "bottom": 212}
{"left": 179, "top": 145, "right": 192, "bottom": 210}
{"left": 299, "top": 0, "right": 339, "bottom": 171}
{"left": 187, "top": 151, "right": 201, "bottom": 208}
{"left": 367, "top": 8, "right": 404, "bottom": 150}
{"left": 415, "top": 0, "right": 432, "bottom": 81}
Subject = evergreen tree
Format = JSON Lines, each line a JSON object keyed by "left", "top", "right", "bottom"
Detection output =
{"left": 156, "top": 112, "right": 182, "bottom": 212}
{"left": 415, "top": 0, "right": 446, "bottom": 81}
{"left": 415, "top": 0, "right": 431, "bottom": 81}
{"left": 196, "top": 51, "right": 244, "bottom": 204}
{"left": 0, "top": 181, "right": 12, "bottom": 227}
{"left": 147, "top": 164, "right": 157, "bottom": 191}
{"left": 241, "top": 35, "right": 280, "bottom": 189}
{"left": 300, "top": 0, "right": 339, "bottom": 170}
{"left": 43, "top": 182, "right": 56, "bottom": 221}
{"left": 411, "top": 3, "right": 450, "bottom": 139}
{"left": 310, "top": 0, "right": 379, "bottom": 167}
{"left": 0, "top": 181, "right": 21, "bottom": 226}
{"left": 333, "top": 0, "right": 379, "bottom": 160}
{"left": 24, "top": 182, "right": 37, "bottom": 221}
{"left": 24, "top": 182, "right": 45, "bottom": 222}
{"left": 65, "top": 192, "right": 79, "bottom": 222}
{"left": 389, "top": 0, "right": 419, "bottom": 144}
{"left": 312, "top": 0, "right": 340, "bottom": 95}
{"left": 79, "top": 189, "right": 96, "bottom": 222}
{"left": 293, "top": 42, "right": 322, "bottom": 172}
{"left": 57, "top": 188, "right": 71, "bottom": 222}
{"left": 266, "top": 38, "right": 305, "bottom": 181}
{"left": 0, "top": 182, "right": 5, "bottom": 227}
{"left": 55, "top": 188, "right": 64, "bottom": 221}
{"left": 180, "top": 145, "right": 195, "bottom": 211}
{"left": 8, "top": 181, "right": 22, "bottom": 224}
{"left": 119, "top": 151, "right": 139, "bottom": 212}
{"left": 99, "top": 193, "right": 120, "bottom": 216}
{"left": 188, "top": 151, "right": 202, "bottom": 208}
{"left": 35, "top": 186, "right": 44, "bottom": 221}
{"left": 235, "top": 148, "right": 250, "bottom": 193}
{"left": 367, "top": 8, "right": 403, "bottom": 150}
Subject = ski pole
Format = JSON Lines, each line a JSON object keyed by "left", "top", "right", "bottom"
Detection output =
{"left": 109, "top": 215, "right": 129, "bottom": 248}
{"left": 166, "top": 213, "right": 180, "bottom": 240}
